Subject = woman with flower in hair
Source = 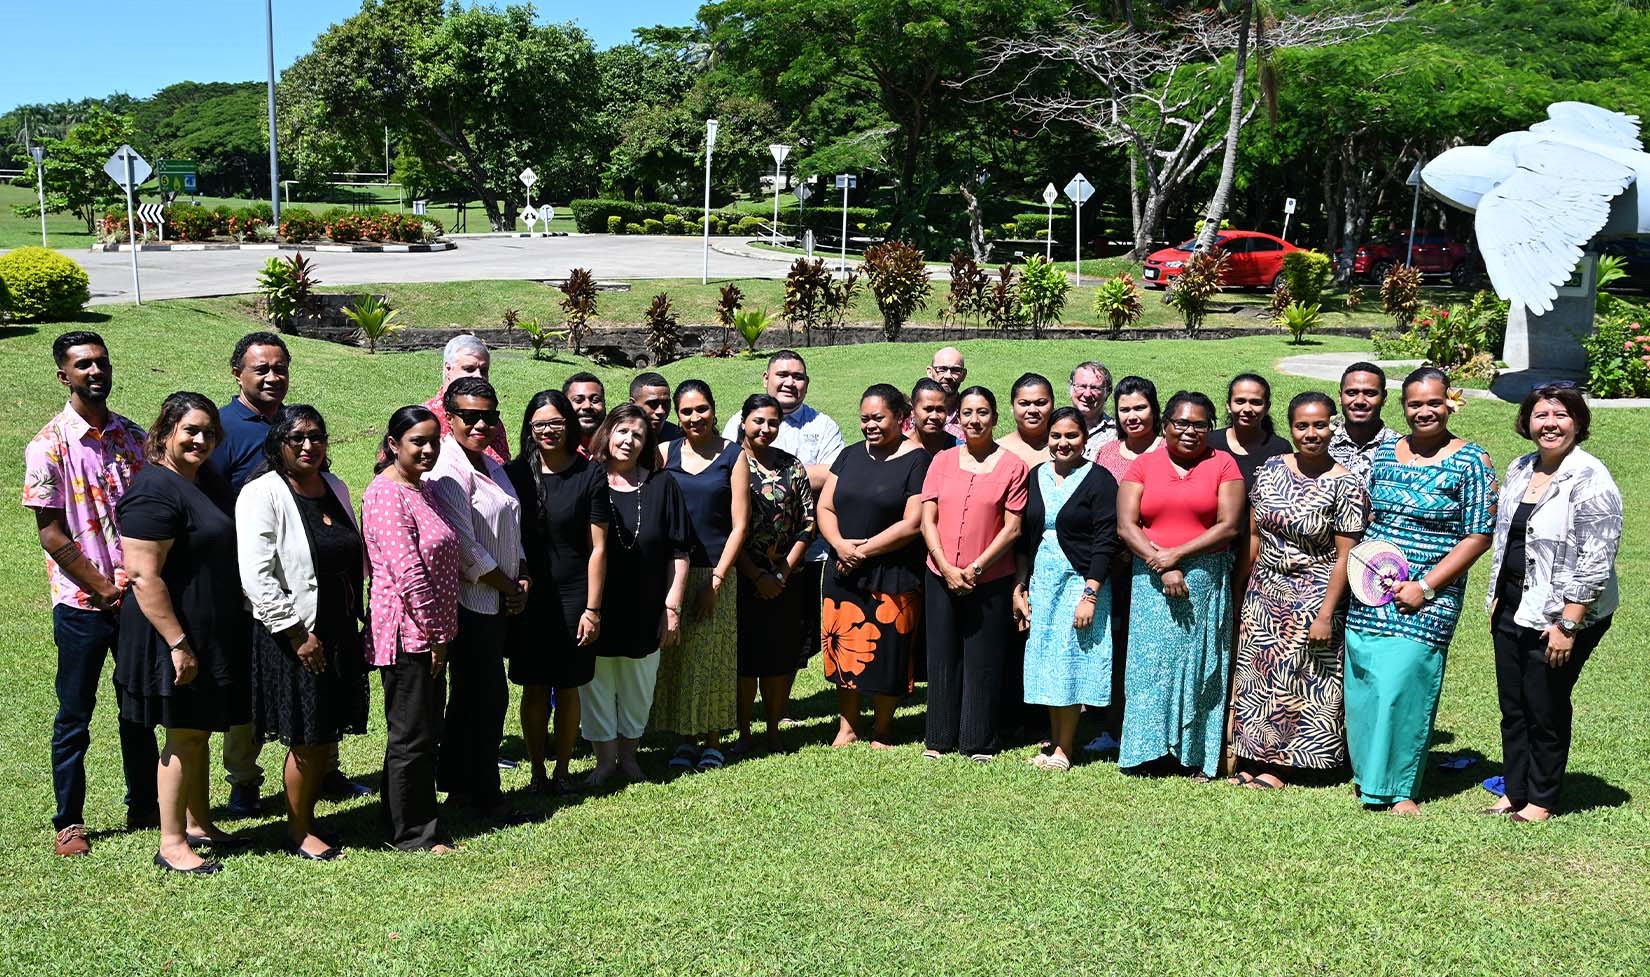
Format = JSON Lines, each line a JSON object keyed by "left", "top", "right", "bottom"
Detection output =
{"left": 1344, "top": 367, "right": 1496, "bottom": 815}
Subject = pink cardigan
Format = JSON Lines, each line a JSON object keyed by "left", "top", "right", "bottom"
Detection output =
{"left": 361, "top": 474, "right": 461, "bottom": 665}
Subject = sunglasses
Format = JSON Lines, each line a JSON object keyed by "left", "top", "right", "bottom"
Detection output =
{"left": 282, "top": 432, "right": 328, "bottom": 447}
{"left": 453, "top": 408, "right": 501, "bottom": 426}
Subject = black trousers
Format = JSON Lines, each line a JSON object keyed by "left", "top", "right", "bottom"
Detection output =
{"left": 438, "top": 607, "right": 508, "bottom": 804}
{"left": 924, "top": 573, "right": 1014, "bottom": 756}
{"left": 1493, "top": 613, "right": 1610, "bottom": 810}
{"left": 380, "top": 651, "right": 444, "bottom": 850}
{"left": 52, "top": 605, "right": 158, "bottom": 828}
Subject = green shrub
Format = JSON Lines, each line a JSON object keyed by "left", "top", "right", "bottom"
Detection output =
{"left": 1017, "top": 255, "right": 1071, "bottom": 338}
{"left": 945, "top": 252, "right": 990, "bottom": 328}
{"left": 256, "top": 253, "right": 321, "bottom": 327}
{"left": 737, "top": 215, "right": 765, "bottom": 235}
{"left": 567, "top": 199, "right": 704, "bottom": 233}
{"left": 1092, "top": 274, "right": 1144, "bottom": 337}
{"left": 521, "top": 318, "right": 566, "bottom": 361}
{"left": 624, "top": 222, "right": 644, "bottom": 235}
{"left": 341, "top": 294, "right": 402, "bottom": 352}
{"left": 0, "top": 247, "right": 91, "bottom": 322}
{"left": 166, "top": 203, "right": 217, "bottom": 241}
{"left": 734, "top": 307, "right": 775, "bottom": 353}
{"left": 1167, "top": 249, "right": 1228, "bottom": 334}
{"left": 643, "top": 292, "right": 681, "bottom": 365}
{"left": 278, "top": 207, "right": 324, "bottom": 243}
{"left": 1281, "top": 250, "right": 1332, "bottom": 308}
{"left": 662, "top": 213, "right": 684, "bottom": 235}
{"left": 783, "top": 257, "right": 832, "bottom": 345}
{"left": 1463, "top": 289, "right": 1509, "bottom": 355}
{"left": 1379, "top": 263, "right": 1422, "bottom": 329}
{"left": 863, "top": 240, "right": 931, "bottom": 341}
{"left": 0, "top": 273, "right": 10, "bottom": 317}
{"left": 1280, "top": 302, "right": 1322, "bottom": 345}
{"left": 1344, "top": 284, "right": 1363, "bottom": 311}
{"left": 1581, "top": 310, "right": 1650, "bottom": 397}
{"left": 986, "top": 264, "right": 1025, "bottom": 333}
{"left": 559, "top": 268, "right": 599, "bottom": 355}
{"left": 643, "top": 219, "right": 665, "bottom": 235}
{"left": 607, "top": 215, "right": 623, "bottom": 234}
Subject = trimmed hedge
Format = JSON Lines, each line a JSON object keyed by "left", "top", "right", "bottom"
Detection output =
{"left": 569, "top": 199, "right": 716, "bottom": 233}
{"left": 0, "top": 247, "right": 91, "bottom": 322}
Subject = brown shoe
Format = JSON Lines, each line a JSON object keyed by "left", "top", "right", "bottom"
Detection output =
{"left": 54, "top": 824, "right": 91, "bottom": 857}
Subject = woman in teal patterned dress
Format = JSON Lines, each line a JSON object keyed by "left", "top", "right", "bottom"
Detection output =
{"left": 1230, "top": 392, "right": 1366, "bottom": 789}
{"left": 1345, "top": 367, "right": 1496, "bottom": 814}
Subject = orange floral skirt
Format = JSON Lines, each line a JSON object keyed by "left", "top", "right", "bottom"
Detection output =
{"left": 820, "top": 581, "right": 921, "bottom": 697}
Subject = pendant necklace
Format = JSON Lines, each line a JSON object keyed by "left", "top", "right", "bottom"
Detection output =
{"left": 614, "top": 475, "right": 645, "bottom": 550}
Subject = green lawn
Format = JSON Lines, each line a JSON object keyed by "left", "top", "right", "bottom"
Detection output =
{"left": 1, "top": 303, "right": 1648, "bottom": 975}
{"left": 0, "top": 183, "right": 575, "bottom": 250}
{"left": 312, "top": 277, "right": 1389, "bottom": 336}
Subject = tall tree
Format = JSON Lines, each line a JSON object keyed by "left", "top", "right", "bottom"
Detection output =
{"left": 12, "top": 107, "right": 137, "bottom": 232}
{"left": 278, "top": 0, "right": 600, "bottom": 230}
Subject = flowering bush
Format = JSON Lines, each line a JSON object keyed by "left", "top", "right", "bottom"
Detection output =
{"left": 1581, "top": 312, "right": 1650, "bottom": 397}
{"left": 279, "top": 208, "right": 324, "bottom": 242}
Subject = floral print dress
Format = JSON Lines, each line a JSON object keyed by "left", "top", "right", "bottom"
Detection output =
{"left": 737, "top": 447, "right": 818, "bottom": 678}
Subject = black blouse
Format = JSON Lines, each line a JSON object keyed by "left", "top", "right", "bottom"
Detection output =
{"left": 1212, "top": 428, "right": 1292, "bottom": 488}
{"left": 1018, "top": 461, "right": 1120, "bottom": 582}
{"left": 601, "top": 468, "right": 691, "bottom": 658}
{"left": 827, "top": 442, "right": 931, "bottom": 594}
{"left": 505, "top": 453, "right": 609, "bottom": 593}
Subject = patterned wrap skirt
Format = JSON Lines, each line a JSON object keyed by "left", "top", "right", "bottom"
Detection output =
{"left": 1231, "top": 567, "right": 1348, "bottom": 768}
{"left": 1023, "top": 547, "right": 1114, "bottom": 708}
{"left": 650, "top": 567, "right": 739, "bottom": 736}
{"left": 820, "top": 579, "right": 920, "bottom": 698}
{"left": 1119, "top": 551, "right": 1233, "bottom": 777}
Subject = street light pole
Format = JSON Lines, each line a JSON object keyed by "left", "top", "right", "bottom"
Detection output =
{"left": 265, "top": 0, "right": 281, "bottom": 223}
{"left": 702, "top": 119, "right": 719, "bottom": 286}
{"left": 32, "top": 146, "right": 47, "bottom": 247}
{"left": 769, "top": 144, "right": 791, "bottom": 245}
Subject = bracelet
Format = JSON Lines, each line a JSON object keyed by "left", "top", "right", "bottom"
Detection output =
{"left": 167, "top": 634, "right": 189, "bottom": 651}
{"left": 665, "top": 605, "right": 682, "bottom": 614}
{"left": 583, "top": 607, "right": 601, "bottom": 614}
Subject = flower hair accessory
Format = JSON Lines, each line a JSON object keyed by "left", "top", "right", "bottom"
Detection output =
{"left": 1445, "top": 387, "right": 1467, "bottom": 413}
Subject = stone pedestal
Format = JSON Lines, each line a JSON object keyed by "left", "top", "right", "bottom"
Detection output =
{"left": 1502, "top": 254, "right": 1596, "bottom": 374}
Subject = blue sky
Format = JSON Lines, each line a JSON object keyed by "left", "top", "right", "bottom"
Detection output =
{"left": 1, "top": 0, "right": 703, "bottom": 108}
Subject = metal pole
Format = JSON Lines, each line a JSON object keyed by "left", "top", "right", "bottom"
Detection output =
{"left": 772, "top": 160, "right": 783, "bottom": 244}
{"left": 124, "top": 154, "right": 141, "bottom": 305}
{"left": 35, "top": 157, "right": 48, "bottom": 247}
{"left": 1405, "top": 172, "right": 1422, "bottom": 267}
{"left": 840, "top": 183, "right": 849, "bottom": 275}
{"left": 1074, "top": 179, "right": 1083, "bottom": 288}
{"left": 1045, "top": 198, "right": 1053, "bottom": 261}
{"left": 702, "top": 136, "right": 713, "bottom": 286}
{"left": 265, "top": 0, "right": 281, "bottom": 223}
{"left": 1281, "top": 211, "right": 1293, "bottom": 244}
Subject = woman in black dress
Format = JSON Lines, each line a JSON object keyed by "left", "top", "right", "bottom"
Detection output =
{"left": 817, "top": 384, "right": 930, "bottom": 747}
{"left": 116, "top": 392, "right": 248, "bottom": 874}
{"left": 733, "top": 395, "right": 817, "bottom": 755}
{"left": 585, "top": 404, "right": 691, "bottom": 786}
{"left": 236, "top": 405, "right": 366, "bottom": 860}
{"left": 504, "top": 389, "right": 609, "bottom": 795}
{"left": 1212, "top": 372, "right": 1292, "bottom": 619}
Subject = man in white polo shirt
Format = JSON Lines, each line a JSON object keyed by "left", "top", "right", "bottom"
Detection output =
{"left": 722, "top": 349, "right": 844, "bottom": 681}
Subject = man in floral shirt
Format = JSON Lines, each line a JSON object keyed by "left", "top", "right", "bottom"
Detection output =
{"left": 22, "top": 331, "right": 158, "bottom": 856}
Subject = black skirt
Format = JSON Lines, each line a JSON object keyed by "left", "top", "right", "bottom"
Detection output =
{"left": 737, "top": 573, "right": 806, "bottom": 678}
{"left": 120, "top": 678, "right": 252, "bottom": 733}
{"left": 250, "top": 619, "right": 369, "bottom": 747}
{"left": 507, "top": 581, "right": 597, "bottom": 688}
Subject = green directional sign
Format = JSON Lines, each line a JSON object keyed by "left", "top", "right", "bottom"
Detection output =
{"left": 156, "top": 159, "right": 198, "bottom": 196}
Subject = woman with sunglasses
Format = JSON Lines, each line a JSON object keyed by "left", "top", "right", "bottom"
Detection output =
{"left": 1115, "top": 391, "right": 1245, "bottom": 780}
{"left": 424, "top": 376, "right": 528, "bottom": 818}
{"left": 1345, "top": 367, "right": 1496, "bottom": 815}
{"left": 236, "top": 405, "right": 365, "bottom": 860}
{"left": 504, "top": 389, "right": 608, "bottom": 795}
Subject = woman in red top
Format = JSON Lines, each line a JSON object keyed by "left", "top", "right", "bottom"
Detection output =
{"left": 919, "top": 386, "right": 1028, "bottom": 761}
{"left": 1115, "top": 391, "right": 1245, "bottom": 779}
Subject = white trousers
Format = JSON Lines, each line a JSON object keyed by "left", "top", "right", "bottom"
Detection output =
{"left": 580, "top": 651, "right": 661, "bottom": 742}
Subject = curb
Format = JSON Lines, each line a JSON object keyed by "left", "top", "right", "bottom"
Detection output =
{"left": 88, "top": 241, "right": 457, "bottom": 254}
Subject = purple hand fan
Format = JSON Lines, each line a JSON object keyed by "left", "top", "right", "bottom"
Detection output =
{"left": 1348, "top": 540, "right": 1409, "bottom": 607}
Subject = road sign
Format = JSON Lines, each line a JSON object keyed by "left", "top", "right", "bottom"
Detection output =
{"left": 835, "top": 174, "right": 857, "bottom": 189}
{"left": 1042, "top": 183, "right": 1059, "bottom": 206}
{"left": 541, "top": 204, "right": 555, "bottom": 227}
{"left": 104, "top": 145, "right": 151, "bottom": 189}
{"left": 1063, "top": 173, "right": 1093, "bottom": 204}
{"left": 156, "top": 159, "right": 197, "bottom": 196}
{"left": 519, "top": 205, "right": 539, "bottom": 229}
{"left": 30, "top": 146, "right": 43, "bottom": 164}
{"left": 412, "top": 199, "right": 428, "bottom": 216}
{"left": 770, "top": 144, "right": 791, "bottom": 165}
{"left": 137, "top": 203, "right": 167, "bottom": 224}
{"left": 1284, "top": 197, "right": 1297, "bottom": 215}
{"left": 1406, "top": 161, "right": 1422, "bottom": 188}
{"left": 794, "top": 184, "right": 813, "bottom": 203}
{"left": 519, "top": 167, "right": 538, "bottom": 189}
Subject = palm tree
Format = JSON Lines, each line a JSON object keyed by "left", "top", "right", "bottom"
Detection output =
{"left": 1194, "top": 0, "right": 1276, "bottom": 253}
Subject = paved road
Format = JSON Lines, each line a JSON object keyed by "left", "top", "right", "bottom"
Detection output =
{"left": 74, "top": 235, "right": 797, "bottom": 306}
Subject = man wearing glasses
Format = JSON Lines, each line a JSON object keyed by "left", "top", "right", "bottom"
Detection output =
{"left": 904, "top": 347, "right": 967, "bottom": 438}
{"left": 1069, "top": 361, "right": 1118, "bottom": 460}
{"left": 424, "top": 335, "right": 510, "bottom": 464}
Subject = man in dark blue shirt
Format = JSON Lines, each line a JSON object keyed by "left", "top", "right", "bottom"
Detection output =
{"left": 210, "top": 332, "right": 290, "bottom": 495}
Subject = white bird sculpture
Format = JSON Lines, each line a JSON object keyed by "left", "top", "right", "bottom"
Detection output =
{"left": 1421, "top": 102, "right": 1646, "bottom": 315}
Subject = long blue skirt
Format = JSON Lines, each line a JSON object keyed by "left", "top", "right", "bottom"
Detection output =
{"left": 1119, "top": 551, "right": 1233, "bottom": 777}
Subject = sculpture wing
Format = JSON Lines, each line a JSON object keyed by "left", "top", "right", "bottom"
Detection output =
{"left": 1532, "top": 101, "right": 1643, "bottom": 151}
{"left": 1477, "top": 146, "right": 1635, "bottom": 314}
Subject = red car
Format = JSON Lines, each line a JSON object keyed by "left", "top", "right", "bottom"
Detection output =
{"left": 1142, "top": 230, "right": 1300, "bottom": 290}
{"left": 1342, "top": 230, "right": 1473, "bottom": 284}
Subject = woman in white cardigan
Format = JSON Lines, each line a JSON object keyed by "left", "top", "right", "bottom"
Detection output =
{"left": 236, "top": 405, "right": 366, "bottom": 860}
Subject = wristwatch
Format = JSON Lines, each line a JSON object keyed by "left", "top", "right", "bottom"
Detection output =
{"left": 970, "top": 562, "right": 984, "bottom": 578}
{"left": 1418, "top": 579, "right": 1436, "bottom": 601}
{"left": 1558, "top": 618, "right": 1580, "bottom": 637}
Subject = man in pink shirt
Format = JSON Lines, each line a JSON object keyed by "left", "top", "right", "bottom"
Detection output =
{"left": 424, "top": 335, "right": 511, "bottom": 464}
{"left": 22, "top": 331, "right": 158, "bottom": 857}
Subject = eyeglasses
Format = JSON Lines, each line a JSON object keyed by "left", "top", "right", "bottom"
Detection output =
{"left": 453, "top": 408, "right": 501, "bottom": 426}
{"left": 530, "top": 420, "right": 568, "bottom": 433}
{"left": 1071, "top": 383, "right": 1108, "bottom": 394}
{"left": 930, "top": 366, "right": 965, "bottom": 375}
{"left": 1165, "top": 419, "right": 1212, "bottom": 432}
{"left": 283, "top": 432, "right": 328, "bottom": 447}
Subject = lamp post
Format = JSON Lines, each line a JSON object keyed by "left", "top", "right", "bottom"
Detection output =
{"left": 265, "top": 0, "right": 281, "bottom": 223}
{"left": 702, "top": 119, "right": 719, "bottom": 285}
{"left": 32, "top": 146, "right": 46, "bottom": 247}
{"left": 769, "top": 143, "right": 790, "bottom": 244}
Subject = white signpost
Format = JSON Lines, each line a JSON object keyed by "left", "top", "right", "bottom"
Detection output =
{"left": 105, "top": 144, "right": 151, "bottom": 304}
{"left": 1405, "top": 159, "right": 1424, "bottom": 265}
{"left": 1064, "top": 172, "right": 1093, "bottom": 286}
{"left": 702, "top": 119, "right": 718, "bottom": 285}
{"left": 835, "top": 173, "right": 857, "bottom": 274}
{"left": 1042, "top": 182, "right": 1059, "bottom": 261}
{"left": 32, "top": 146, "right": 47, "bottom": 246}
{"left": 519, "top": 204, "right": 540, "bottom": 234}
{"left": 1281, "top": 196, "right": 1298, "bottom": 243}
{"left": 519, "top": 166, "right": 538, "bottom": 229}
{"left": 541, "top": 204, "right": 555, "bottom": 230}
{"left": 769, "top": 144, "right": 791, "bottom": 244}
{"left": 412, "top": 199, "right": 428, "bottom": 216}
{"left": 138, "top": 203, "right": 168, "bottom": 242}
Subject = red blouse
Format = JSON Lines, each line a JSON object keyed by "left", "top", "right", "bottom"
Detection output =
{"left": 1122, "top": 448, "right": 1242, "bottom": 549}
{"left": 920, "top": 446, "right": 1029, "bottom": 583}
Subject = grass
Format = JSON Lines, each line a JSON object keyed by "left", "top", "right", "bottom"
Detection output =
{"left": 2, "top": 302, "right": 1649, "bottom": 975}
{"left": 307, "top": 277, "right": 1395, "bottom": 336}
{"left": 0, "top": 183, "right": 575, "bottom": 250}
